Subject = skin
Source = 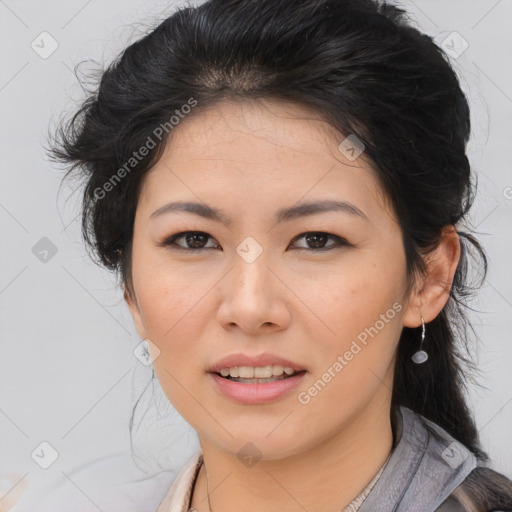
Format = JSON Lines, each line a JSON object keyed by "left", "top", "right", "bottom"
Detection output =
{"left": 125, "top": 98, "right": 461, "bottom": 512}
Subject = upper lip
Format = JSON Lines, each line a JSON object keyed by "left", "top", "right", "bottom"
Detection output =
{"left": 208, "top": 353, "right": 306, "bottom": 374}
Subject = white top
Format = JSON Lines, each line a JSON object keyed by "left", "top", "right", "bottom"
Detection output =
{"left": 155, "top": 451, "right": 202, "bottom": 512}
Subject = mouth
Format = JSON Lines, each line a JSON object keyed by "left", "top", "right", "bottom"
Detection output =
{"left": 215, "top": 365, "right": 307, "bottom": 384}
{"left": 209, "top": 368, "right": 308, "bottom": 405}
{"left": 207, "top": 354, "right": 308, "bottom": 404}
{"left": 208, "top": 353, "right": 307, "bottom": 381}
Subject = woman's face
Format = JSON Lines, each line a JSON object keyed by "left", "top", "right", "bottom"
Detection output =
{"left": 126, "top": 99, "right": 414, "bottom": 459}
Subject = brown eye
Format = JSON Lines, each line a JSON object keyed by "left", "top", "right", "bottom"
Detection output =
{"left": 289, "top": 232, "right": 350, "bottom": 251}
{"left": 159, "top": 231, "right": 219, "bottom": 252}
{"left": 158, "top": 230, "right": 350, "bottom": 253}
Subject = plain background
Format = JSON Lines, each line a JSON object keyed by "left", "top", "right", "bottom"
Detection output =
{"left": 1, "top": 0, "right": 511, "bottom": 508}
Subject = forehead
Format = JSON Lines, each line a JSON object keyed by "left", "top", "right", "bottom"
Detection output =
{"left": 137, "top": 99, "right": 394, "bottom": 225}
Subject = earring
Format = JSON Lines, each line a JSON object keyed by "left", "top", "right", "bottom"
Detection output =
{"left": 411, "top": 316, "right": 428, "bottom": 364}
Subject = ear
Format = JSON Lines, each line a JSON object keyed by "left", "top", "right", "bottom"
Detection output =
{"left": 124, "top": 285, "right": 148, "bottom": 340}
{"left": 402, "top": 225, "right": 461, "bottom": 328}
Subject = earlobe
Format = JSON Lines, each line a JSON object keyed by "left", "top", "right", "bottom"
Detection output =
{"left": 402, "top": 226, "right": 461, "bottom": 328}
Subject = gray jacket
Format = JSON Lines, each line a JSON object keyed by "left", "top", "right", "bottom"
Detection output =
{"left": 12, "top": 405, "right": 512, "bottom": 511}
{"left": 359, "top": 405, "right": 511, "bottom": 511}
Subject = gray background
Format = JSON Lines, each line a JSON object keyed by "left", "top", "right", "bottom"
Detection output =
{"left": 1, "top": 0, "right": 511, "bottom": 508}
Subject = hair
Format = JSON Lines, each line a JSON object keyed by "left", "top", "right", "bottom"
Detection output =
{"left": 47, "top": 0, "right": 508, "bottom": 493}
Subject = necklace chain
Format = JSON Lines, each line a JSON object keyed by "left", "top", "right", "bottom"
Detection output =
{"left": 205, "top": 463, "right": 213, "bottom": 512}
{"left": 188, "top": 461, "right": 213, "bottom": 512}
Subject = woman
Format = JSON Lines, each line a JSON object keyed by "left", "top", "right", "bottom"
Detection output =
{"left": 46, "top": 0, "right": 512, "bottom": 510}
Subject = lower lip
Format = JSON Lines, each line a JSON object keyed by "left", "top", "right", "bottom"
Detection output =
{"left": 209, "top": 372, "right": 307, "bottom": 405}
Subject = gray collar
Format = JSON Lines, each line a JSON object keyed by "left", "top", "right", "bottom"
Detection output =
{"left": 359, "top": 405, "right": 479, "bottom": 511}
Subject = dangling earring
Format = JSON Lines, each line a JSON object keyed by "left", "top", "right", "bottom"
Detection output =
{"left": 411, "top": 316, "right": 428, "bottom": 364}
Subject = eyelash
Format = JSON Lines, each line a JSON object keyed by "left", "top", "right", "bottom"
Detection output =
{"left": 158, "top": 231, "right": 351, "bottom": 253}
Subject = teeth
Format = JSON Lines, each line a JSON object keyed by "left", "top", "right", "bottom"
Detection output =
{"left": 219, "top": 365, "right": 297, "bottom": 378}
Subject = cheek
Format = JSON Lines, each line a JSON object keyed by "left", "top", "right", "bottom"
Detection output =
{"left": 296, "top": 254, "right": 405, "bottom": 383}
{"left": 302, "top": 255, "right": 405, "bottom": 333}
{"left": 132, "top": 273, "right": 210, "bottom": 404}
{"left": 140, "top": 280, "right": 209, "bottom": 422}
{"left": 133, "top": 250, "right": 200, "bottom": 332}
{"left": 294, "top": 298, "right": 402, "bottom": 429}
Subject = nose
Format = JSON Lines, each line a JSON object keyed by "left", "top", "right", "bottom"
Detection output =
{"left": 215, "top": 248, "right": 290, "bottom": 334}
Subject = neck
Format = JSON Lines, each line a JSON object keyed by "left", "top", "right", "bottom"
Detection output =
{"left": 190, "top": 394, "right": 395, "bottom": 512}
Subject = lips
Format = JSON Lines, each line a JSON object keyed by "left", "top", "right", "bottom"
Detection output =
{"left": 208, "top": 353, "right": 306, "bottom": 374}
{"left": 209, "top": 371, "right": 307, "bottom": 404}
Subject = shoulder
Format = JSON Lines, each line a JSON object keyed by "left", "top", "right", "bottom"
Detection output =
{"left": 437, "top": 466, "right": 512, "bottom": 512}
{"left": 392, "top": 407, "right": 512, "bottom": 511}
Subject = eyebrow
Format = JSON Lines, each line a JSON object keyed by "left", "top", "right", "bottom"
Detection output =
{"left": 149, "top": 199, "right": 368, "bottom": 226}
{"left": 150, "top": 200, "right": 368, "bottom": 226}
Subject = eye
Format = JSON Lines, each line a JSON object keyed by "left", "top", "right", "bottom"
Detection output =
{"left": 158, "top": 231, "right": 351, "bottom": 253}
{"left": 158, "top": 231, "right": 220, "bottom": 252}
{"left": 289, "top": 232, "right": 350, "bottom": 251}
